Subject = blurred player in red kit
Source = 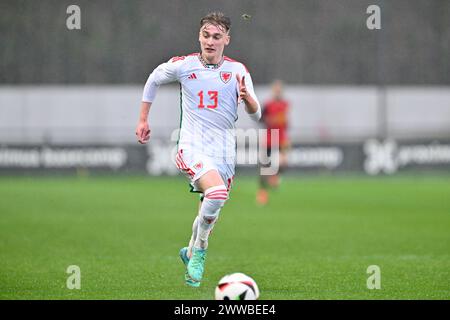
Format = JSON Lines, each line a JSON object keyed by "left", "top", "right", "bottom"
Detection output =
{"left": 257, "top": 80, "right": 290, "bottom": 205}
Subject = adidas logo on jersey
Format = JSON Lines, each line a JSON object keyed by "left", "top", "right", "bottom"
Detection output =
{"left": 188, "top": 73, "right": 197, "bottom": 80}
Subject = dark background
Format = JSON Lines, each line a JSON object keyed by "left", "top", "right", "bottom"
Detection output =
{"left": 2, "top": 0, "right": 449, "bottom": 84}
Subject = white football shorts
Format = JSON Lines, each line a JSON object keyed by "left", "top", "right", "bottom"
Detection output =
{"left": 174, "top": 148, "right": 235, "bottom": 193}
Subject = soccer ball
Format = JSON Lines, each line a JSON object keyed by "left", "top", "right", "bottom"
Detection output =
{"left": 215, "top": 273, "right": 260, "bottom": 300}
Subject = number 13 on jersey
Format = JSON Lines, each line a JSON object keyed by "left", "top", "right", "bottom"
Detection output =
{"left": 198, "top": 90, "right": 218, "bottom": 109}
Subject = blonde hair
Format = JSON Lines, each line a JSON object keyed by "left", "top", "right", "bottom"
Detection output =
{"left": 200, "top": 12, "right": 231, "bottom": 33}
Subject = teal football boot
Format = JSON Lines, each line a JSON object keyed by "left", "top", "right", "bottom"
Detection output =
{"left": 187, "top": 247, "right": 207, "bottom": 282}
{"left": 179, "top": 247, "right": 200, "bottom": 287}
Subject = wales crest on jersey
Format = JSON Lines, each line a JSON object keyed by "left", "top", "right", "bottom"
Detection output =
{"left": 220, "top": 71, "right": 232, "bottom": 84}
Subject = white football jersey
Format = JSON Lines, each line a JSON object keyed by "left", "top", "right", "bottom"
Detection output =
{"left": 142, "top": 53, "right": 260, "bottom": 160}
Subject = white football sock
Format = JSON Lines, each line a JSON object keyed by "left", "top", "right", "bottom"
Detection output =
{"left": 187, "top": 215, "right": 199, "bottom": 258}
{"left": 194, "top": 185, "right": 228, "bottom": 249}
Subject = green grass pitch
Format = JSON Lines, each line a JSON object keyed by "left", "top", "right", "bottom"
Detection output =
{"left": 0, "top": 175, "right": 449, "bottom": 299}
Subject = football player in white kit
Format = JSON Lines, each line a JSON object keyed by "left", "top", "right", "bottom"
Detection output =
{"left": 136, "top": 12, "right": 261, "bottom": 287}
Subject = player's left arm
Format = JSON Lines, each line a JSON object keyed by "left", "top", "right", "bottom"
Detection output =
{"left": 236, "top": 73, "right": 261, "bottom": 121}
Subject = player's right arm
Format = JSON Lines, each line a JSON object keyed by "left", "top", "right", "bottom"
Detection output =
{"left": 136, "top": 101, "right": 151, "bottom": 144}
{"left": 136, "top": 56, "right": 184, "bottom": 144}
